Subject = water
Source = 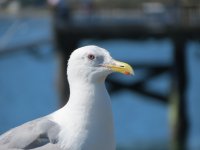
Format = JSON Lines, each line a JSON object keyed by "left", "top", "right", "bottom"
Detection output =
{"left": 0, "top": 16, "right": 200, "bottom": 149}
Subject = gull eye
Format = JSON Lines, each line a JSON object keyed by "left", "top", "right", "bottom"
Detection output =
{"left": 88, "top": 54, "right": 95, "bottom": 60}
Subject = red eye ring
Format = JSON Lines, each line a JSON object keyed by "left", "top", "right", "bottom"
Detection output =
{"left": 88, "top": 54, "right": 95, "bottom": 60}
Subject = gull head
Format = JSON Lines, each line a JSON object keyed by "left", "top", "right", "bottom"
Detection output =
{"left": 67, "top": 45, "right": 134, "bottom": 83}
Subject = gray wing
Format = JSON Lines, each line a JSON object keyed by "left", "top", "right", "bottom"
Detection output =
{"left": 0, "top": 116, "right": 61, "bottom": 149}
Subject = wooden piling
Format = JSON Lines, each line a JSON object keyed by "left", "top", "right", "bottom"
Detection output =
{"left": 169, "top": 37, "right": 189, "bottom": 150}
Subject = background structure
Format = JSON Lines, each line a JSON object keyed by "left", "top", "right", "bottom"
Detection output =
{"left": 0, "top": 0, "right": 200, "bottom": 149}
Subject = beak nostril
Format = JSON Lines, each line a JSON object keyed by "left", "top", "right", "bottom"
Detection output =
{"left": 120, "top": 65, "right": 125, "bottom": 68}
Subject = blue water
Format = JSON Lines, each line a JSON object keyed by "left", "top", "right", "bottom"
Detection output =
{"left": 0, "top": 16, "right": 200, "bottom": 149}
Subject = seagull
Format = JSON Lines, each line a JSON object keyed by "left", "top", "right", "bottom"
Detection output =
{"left": 0, "top": 45, "right": 134, "bottom": 150}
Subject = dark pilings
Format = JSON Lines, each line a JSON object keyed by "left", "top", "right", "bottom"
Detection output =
{"left": 170, "top": 37, "right": 189, "bottom": 150}
{"left": 55, "top": 32, "right": 79, "bottom": 106}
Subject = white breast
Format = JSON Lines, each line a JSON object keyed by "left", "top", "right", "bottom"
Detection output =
{"left": 50, "top": 83, "right": 116, "bottom": 150}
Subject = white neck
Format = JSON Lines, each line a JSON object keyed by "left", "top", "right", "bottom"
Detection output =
{"left": 51, "top": 79, "right": 115, "bottom": 150}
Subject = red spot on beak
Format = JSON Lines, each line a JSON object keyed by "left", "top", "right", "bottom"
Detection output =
{"left": 124, "top": 71, "right": 130, "bottom": 75}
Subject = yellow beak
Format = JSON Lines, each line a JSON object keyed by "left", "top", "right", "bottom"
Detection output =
{"left": 104, "top": 60, "right": 134, "bottom": 75}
